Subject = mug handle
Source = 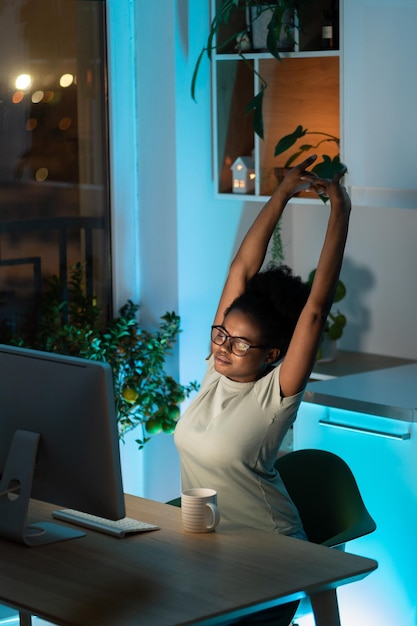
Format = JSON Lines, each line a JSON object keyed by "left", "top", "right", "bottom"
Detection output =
{"left": 205, "top": 502, "right": 220, "bottom": 530}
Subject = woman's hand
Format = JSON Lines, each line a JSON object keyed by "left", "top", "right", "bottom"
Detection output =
{"left": 300, "top": 166, "right": 350, "bottom": 213}
{"left": 278, "top": 154, "right": 318, "bottom": 199}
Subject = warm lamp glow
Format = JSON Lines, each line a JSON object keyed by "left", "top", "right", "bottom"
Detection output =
{"left": 15, "top": 74, "right": 32, "bottom": 90}
{"left": 31, "top": 90, "right": 44, "bottom": 103}
{"left": 12, "top": 91, "right": 24, "bottom": 104}
{"left": 25, "top": 118, "right": 37, "bottom": 131}
{"left": 231, "top": 156, "right": 255, "bottom": 194}
{"left": 59, "top": 117, "right": 72, "bottom": 130}
{"left": 43, "top": 91, "right": 54, "bottom": 103}
{"left": 60, "top": 73, "right": 74, "bottom": 88}
{"left": 35, "top": 167, "right": 49, "bottom": 182}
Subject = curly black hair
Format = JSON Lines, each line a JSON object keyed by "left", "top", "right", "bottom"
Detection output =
{"left": 225, "top": 265, "right": 310, "bottom": 357}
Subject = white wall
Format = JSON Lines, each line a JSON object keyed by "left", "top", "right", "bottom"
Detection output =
{"left": 341, "top": 0, "right": 417, "bottom": 358}
{"left": 339, "top": 0, "right": 417, "bottom": 358}
{"left": 289, "top": 201, "right": 417, "bottom": 358}
{"left": 109, "top": 0, "right": 417, "bottom": 501}
{"left": 343, "top": 0, "right": 417, "bottom": 192}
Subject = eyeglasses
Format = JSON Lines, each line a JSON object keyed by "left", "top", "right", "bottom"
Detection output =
{"left": 211, "top": 325, "right": 269, "bottom": 357}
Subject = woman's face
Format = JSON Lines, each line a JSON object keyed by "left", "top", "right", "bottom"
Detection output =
{"left": 212, "top": 309, "right": 277, "bottom": 383}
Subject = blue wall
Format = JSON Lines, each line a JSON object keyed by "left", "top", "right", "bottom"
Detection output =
{"left": 107, "top": 0, "right": 253, "bottom": 501}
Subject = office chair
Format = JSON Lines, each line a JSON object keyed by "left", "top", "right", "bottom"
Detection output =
{"left": 167, "top": 449, "right": 376, "bottom": 626}
{"left": 274, "top": 448, "right": 377, "bottom": 625}
{"left": 274, "top": 448, "right": 376, "bottom": 549}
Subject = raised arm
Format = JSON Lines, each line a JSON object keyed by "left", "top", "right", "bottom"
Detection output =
{"left": 213, "top": 155, "right": 318, "bottom": 326}
{"left": 279, "top": 169, "right": 351, "bottom": 397}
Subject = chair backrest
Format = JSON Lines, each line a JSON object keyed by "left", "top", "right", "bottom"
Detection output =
{"left": 274, "top": 449, "right": 376, "bottom": 548}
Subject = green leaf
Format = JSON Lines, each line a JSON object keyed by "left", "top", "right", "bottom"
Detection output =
{"left": 246, "top": 89, "right": 264, "bottom": 139}
{"left": 327, "top": 317, "right": 345, "bottom": 341}
{"left": 274, "top": 125, "right": 306, "bottom": 156}
{"left": 333, "top": 280, "right": 346, "bottom": 303}
{"left": 266, "top": 28, "right": 283, "bottom": 61}
{"left": 311, "top": 155, "right": 346, "bottom": 179}
{"left": 283, "top": 149, "right": 305, "bottom": 168}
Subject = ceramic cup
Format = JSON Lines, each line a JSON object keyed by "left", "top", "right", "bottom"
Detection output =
{"left": 181, "top": 488, "right": 220, "bottom": 533}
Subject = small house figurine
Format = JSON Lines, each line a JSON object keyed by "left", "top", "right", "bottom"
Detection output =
{"left": 231, "top": 156, "right": 255, "bottom": 194}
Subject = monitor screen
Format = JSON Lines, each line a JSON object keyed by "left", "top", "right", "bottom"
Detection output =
{"left": 0, "top": 344, "right": 125, "bottom": 546}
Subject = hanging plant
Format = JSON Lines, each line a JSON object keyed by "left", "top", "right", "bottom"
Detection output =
{"left": 268, "top": 221, "right": 285, "bottom": 268}
{"left": 191, "top": 0, "right": 310, "bottom": 140}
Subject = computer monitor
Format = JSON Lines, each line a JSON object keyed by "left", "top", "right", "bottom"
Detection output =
{"left": 0, "top": 343, "right": 125, "bottom": 546}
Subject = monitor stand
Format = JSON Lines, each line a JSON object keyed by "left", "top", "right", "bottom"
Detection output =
{"left": 0, "top": 429, "right": 85, "bottom": 546}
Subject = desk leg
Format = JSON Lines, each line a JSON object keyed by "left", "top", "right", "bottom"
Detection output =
{"left": 19, "top": 611, "right": 32, "bottom": 626}
{"left": 310, "top": 589, "right": 341, "bottom": 626}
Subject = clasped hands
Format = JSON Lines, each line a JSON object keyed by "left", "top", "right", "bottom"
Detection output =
{"left": 281, "top": 155, "right": 348, "bottom": 202}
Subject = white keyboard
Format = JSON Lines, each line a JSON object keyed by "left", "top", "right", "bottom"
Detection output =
{"left": 52, "top": 508, "right": 160, "bottom": 538}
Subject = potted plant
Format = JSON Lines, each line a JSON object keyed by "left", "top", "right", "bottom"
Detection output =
{"left": 268, "top": 125, "right": 346, "bottom": 267}
{"left": 274, "top": 124, "right": 345, "bottom": 187}
{"left": 11, "top": 263, "right": 199, "bottom": 448}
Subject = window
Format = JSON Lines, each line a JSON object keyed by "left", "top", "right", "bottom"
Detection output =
{"left": 0, "top": 0, "right": 111, "bottom": 342}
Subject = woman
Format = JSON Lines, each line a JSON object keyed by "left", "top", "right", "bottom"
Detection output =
{"left": 174, "top": 155, "right": 351, "bottom": 539}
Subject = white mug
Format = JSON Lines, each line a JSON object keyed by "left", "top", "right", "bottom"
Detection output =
{"left": 181, "top": 488, "right": 220, "bottom": 533}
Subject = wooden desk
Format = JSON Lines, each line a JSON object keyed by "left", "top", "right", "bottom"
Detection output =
{"left": 0, "top": 495, "right": 377, "bottom": 626}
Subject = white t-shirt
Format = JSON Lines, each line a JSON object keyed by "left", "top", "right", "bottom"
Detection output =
{"left": 174, "top": 355, "right": 305, "bottom": 534}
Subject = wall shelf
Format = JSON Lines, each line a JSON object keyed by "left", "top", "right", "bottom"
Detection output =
{"left": 216, "top": 50, "right": 340, "bottom": 61}
{"left": 211, "top": 1, "right": 342, "bottom": 201}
